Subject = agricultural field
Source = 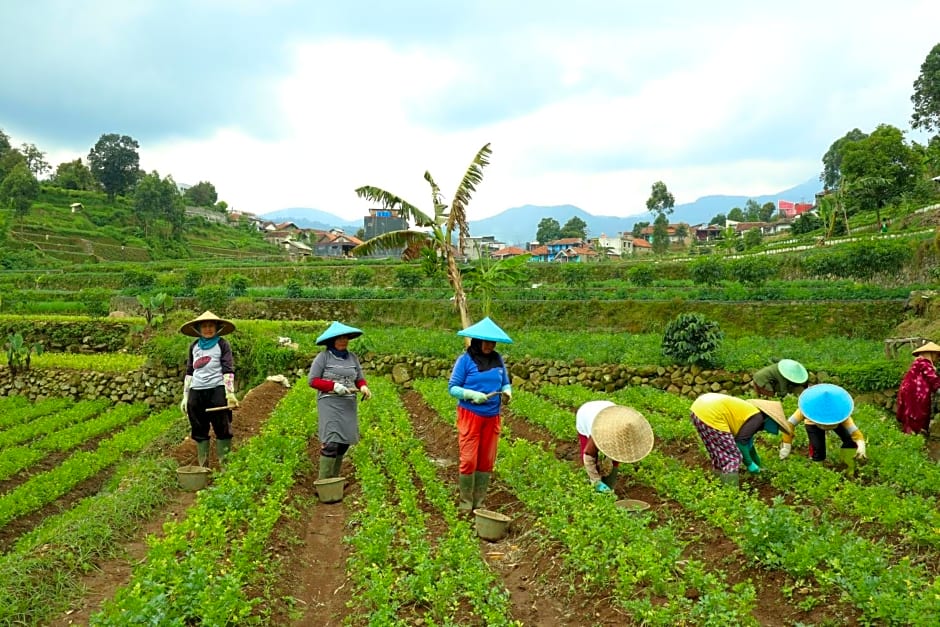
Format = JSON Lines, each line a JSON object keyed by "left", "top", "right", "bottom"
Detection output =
{"left": 1, "top": 363, "right": 937, "bottom": 625}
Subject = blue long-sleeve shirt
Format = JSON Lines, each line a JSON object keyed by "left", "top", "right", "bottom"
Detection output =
{"left": 448, "top": 352, "right": 510, "bottom": 417}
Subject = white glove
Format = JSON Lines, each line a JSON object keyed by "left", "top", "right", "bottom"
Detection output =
{"left": 359, "top": 385, "right": 372, "bottom": 400}
{"left": 779, "top": 442, "right": 792, "bottom": 460}
{"left": 180, "top": 397, "right": 188, "bottom": 415}
{"left": 855, "top": 440, "right": 867, "bottom": 459}
{"left": 332, "top": 382, "right": 350, "bottom": 395}
{"left": 226, "top": 392, "right": 240, "bottom": 408}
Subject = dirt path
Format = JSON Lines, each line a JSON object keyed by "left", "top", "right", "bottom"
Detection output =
{"left": 402, "top": 390, "right": 630, "bottom": 625}
{"left": 51, "top": 380, "right": 289, "bottom": 626}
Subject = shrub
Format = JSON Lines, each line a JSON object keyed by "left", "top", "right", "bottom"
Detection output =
{"left": 307, "top": 269, "right": 331, "bottom": 287}
{"left": 728, "top": 256, "right": 777, "bottom": 287}
{"left": 661, "top": 312, "right": 724, "bottom": 367}
{"left": 350, "top": 267, "right": 375, "bottom": 287}
{"left": 228, "top": 274, "right": 250, "bottom": 297}
{"left": 121, "top": 269, "right": 156, "bottom": 293}
{"left": 560, "top": 263, "right": 589, "bottom": 288}
{"left": 195, "top": 285, "right": 229, "bottom": 314}
{"left": 182, "top": 269, "right": 202, "bottom": 296}
{"left": 284, "top": 278, "right": 304, "bottom": 298}
{"left": 394, "top": 266, "right": 423, "bottom": 289}
{"left": 628, "top": 264, "right": 655, "bottom": 287}
{"left": 78, "top": 287, "right": 112, "bottom": 318}
{"left": 690, "top": 257, "right": 725, "bottom": 286}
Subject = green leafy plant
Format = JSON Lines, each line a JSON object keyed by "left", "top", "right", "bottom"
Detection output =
{"left": 462, "top": 253, "right": 532, "bottom": 316}
{"left": 228, "top": 274, "right": 249, "bottom": 297}
{"left": 135, "top": 292, "right": 174, "bottom": 327}
{"left": 4, "top": 332, "right": 44, "bottom": 374}
{"left": 350, "top": 267, "right": 375, "bottom": 287}
{"left": 284, "top": 278, "right": 304, "bottom": 298}
{"left": 627, "top": 264, "right": 655, "bottom": 287}
{"left": 661, "top": 312, "right": 723, "bottom": 367}
{"left": 690, "top": 257, "right": 725, "bottom": 286}
{"left": 77, "top": 287, "right": 111, "bottom": 318}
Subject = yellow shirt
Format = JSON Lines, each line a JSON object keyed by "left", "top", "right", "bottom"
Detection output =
{"left": 781, "top": 409, "right": 864, "bottom": 444}
{"left": 690, "top": 393, "right": 761, "bottom": 435}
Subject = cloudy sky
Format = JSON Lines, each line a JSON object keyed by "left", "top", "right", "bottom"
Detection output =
{"left": 1, "top": 0, "right": 937, "bottom": 221}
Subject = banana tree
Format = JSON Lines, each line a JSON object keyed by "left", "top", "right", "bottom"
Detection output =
{"left": 352, "top": 143, "right": 492, "bottom": 330}
{"left": 463, "top": 251, "right": 532, "bottom": 317}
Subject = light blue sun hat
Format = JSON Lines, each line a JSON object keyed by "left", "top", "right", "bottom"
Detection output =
{"left": 457, "top": 317, "right": 513, "bottom": 344}
{"left": 778, "top": 359, "right": 809, "bottom": 384}
{"left": 798, "top": 383, "right": 854, "bottom": 425}
{"left": 316, "top": 321, "right": 363, "bottom": 346}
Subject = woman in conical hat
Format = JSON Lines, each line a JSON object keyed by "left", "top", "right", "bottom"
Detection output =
{"left": 779, "top": 384, "right": 867, "bottom": 476}
{"left": 448, "top": 317, "right": 512, "bottom": 511}
{"left": 689, "top": 392, "right": 793, "bottom": 487}
{"left": 179, "top": 311, "right": 238, "bottom": 468}
{"left": 896, "top": 341, "right": 940, "bottom": 435}
{"left": 752, "top": 359, "right": 809, "bottom": 399}
{"left": 308, "top": 321, "right": 372, "bottom": 481}
{"left": 575, "top": 401, "right": 654, "bottom": 494}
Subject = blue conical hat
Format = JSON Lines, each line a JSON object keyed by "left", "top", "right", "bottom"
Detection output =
{"left": 457, "top": 317, "right": 513, "bottom": 344}
{"left": 316, "top": 321, "right": 363, "bottom": 346}
{"left": 778, "top": 359, "right": 808, "bottom": 384}
{"left": 798, "top": 383, "right": 853, "bottom": 425}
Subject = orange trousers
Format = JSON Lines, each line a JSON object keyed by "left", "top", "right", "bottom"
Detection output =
{"left": 457, "top": 406, "right": 501, "bottom": 474}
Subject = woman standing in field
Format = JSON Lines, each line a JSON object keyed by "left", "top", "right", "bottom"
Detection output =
{"left": 448, "top": 317, "right": 512, "bottom": 511}
{"left": 779, "top": 384, "right": 867, "bottom": 475}
{"left": 308, "top": 321, "right": 372, "bottom": 480}
{"left": 180, "top": 311, "right": 239, "bottom": 468}
{"left": 752, "top": 359, "right": 809, "bottom": 399}
{"left": 896, "top": 341, "right": 940, "bottom": 435}
{"left": 689, "top": 393, "right": 793, "bottom": 487}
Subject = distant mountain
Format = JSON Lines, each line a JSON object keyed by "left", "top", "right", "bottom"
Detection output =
{"left": 259, "top": 207, "right": 361, "bottom": 233}
{"left": 469, "top": 177, "right": 822, "bottom": 245}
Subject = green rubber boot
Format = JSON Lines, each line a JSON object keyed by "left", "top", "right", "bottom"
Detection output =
{"left": 319, "top": 455, "right": 334, "bottom": 480}
{"left": 196, "top": 440, "right": 210, "bottom": 468}
{"left": 601, "top": 464, "right": 619, "bottom": 489}
{"left": 216, "top": 439, "right": 232, "bottom": 468}
{"left": 472, "top": 471, "right": 491, "bottom": 509}
{"left": 458, "top": 473, "right": 475, "bottom": 511}
{"left": 839, "top": 447, "right": 857, "bottom": 477}
{"left": 332, "top": 454, "right": 345, "bottom": 478}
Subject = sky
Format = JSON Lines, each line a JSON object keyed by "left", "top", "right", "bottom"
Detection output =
{"left": 1, "top": 0, "right": 938, "bottom": 222}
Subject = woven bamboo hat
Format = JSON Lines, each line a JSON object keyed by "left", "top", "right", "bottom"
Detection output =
{"left": 179, "top": 311, "right": 235, "bottom": 337}
{"left": 745, "top": 399, "right": 793, "bottom": 436}
{"left": 591, "top": 405, "right": 654, "bottom": 463}
{"left": 912, "top": 341, "right": 940, "bottom": 356}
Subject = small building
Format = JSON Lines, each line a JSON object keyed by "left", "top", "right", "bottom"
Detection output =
{"left": 69, "top": 202, "right": 83, "bottom": 213}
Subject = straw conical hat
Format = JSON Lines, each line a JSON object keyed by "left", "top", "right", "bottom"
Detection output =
{"left": 912, "top": 341, "right": 940, "bottom": 356}
{"left": 457, "top": 317, "right": 513, "bottom": 344}
{"left": 745, "top": 399, "right": 793, "bottom": 436}
{"left": 316, "top": 321, "right": 363, "bottom": 346}
{"left": 591, "top": 405, "right": 654, "bottom": 463}
{"left": 798, "top": 383, "right": 853, "bottom": 425}
{"left": 180, "top": 311, "right": 235, "bottom": 337}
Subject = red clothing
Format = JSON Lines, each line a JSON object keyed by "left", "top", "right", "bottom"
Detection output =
{"left": 457, "top": 406, "right": 501, "bottom": 474}
{"left": 896, "top": 357, "right": 940, "bottom": 434}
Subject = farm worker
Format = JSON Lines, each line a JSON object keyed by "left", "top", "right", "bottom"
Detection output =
{"left": 575, "top": 401, "right": 654, "bottom": 494}
{"left": 180, "top": 311, "right": 239, "bottom": 468}
{"left": 690, "top": 393, "right": 793, "bottom": 487}
{"left": 895, "top": 341, "right": 940, "bottom": 435}
{"left": 448, "top": 317, "right": 512, "bottom": 511}
{"left": 752, "top": 359, "right": 809, "bottom": 399}
{"left": 308, "top": 321, "right": 372, "bottom": 480}
{"left": 779, "top": 384, "right": 867, "bottom": 475}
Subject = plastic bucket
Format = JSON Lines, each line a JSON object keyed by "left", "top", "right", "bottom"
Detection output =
{"left": 474, "top": 509, "right": 511, "bottom": 541}
{"left": 615, "top": 498, "right": 650, "bottom": 513}
{"left": 177, "top": 465, "right": 211, "bottom": 491}
{"left": 314, "top": 477, "right": 346, "bottom": 503}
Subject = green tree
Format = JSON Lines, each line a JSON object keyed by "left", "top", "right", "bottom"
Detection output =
{"left": 790, "top": 211, "right": 822, "bottom": 235}
{"left": 719, "top": 225, "right": 738, "bottom": 254}
{"left": 674, "top": 223, "right": 689, "bottom": 244}
{"left": 0, "top": 148, "right": 26, "bottom": 183}
{"left": 631, "top": 220, "right": 650, "bottom": 238}
{"left": 0, "top": 129, "right": 11, "bottom": 157}
{"left": 759, "top": 201, "right": 777, "bottom": 222}
{"left": 708, "top": 213, "right": 726, "bottom": 226}
{"left": 535, "top": 217, "right": 561, "bottom": 243}
{"left": 820, "top": 128, "right": 868, "bottom": 189}
{"left": 463, "top": 253, "right": 531, "bottom": 317}
{"left": 911, "top": 42, "right": 940, "bottom": 134}
{"left": 51, "top": 158, "right": 98, "bottom": 190}
{"left": 352, "top": 143, "right": 491, "bottom": 330}
{"left": 651, "top": 213, "right": 670, "bottom": 255}
{"left": 559, "top": 216, "right": 588, "bottom": 239}
{"left": 840, "top": 124, "right": 919, "bottom": 210}
{"left": 743, "top": 199, "right": 761, "bottom": 221}
{"left": 19, "top": 143, "right": 50, "bottom": 178}
{"left": 646, "top": 180, "right": 675, "bottom": 216}
{"left": 135, "top": 171, "right": 185, "bottom": 239}
{"left": 88, "top": 133, "right": 141, "bottom": 200}
{"left": 183, "top": 181, "right": 218, "bottom": 207}
{"left": 0, "top": 162, "right": 39, "bottom": 219}
{"left": 742, "top": 227, "right": 763, "bottom": 249}
{"left": 727, "top": 207, "right": 745, "bottom": 222}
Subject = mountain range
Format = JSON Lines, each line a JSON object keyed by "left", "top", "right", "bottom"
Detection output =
{"left": 260, "top": 177, "right": 822, "bottom": 246}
